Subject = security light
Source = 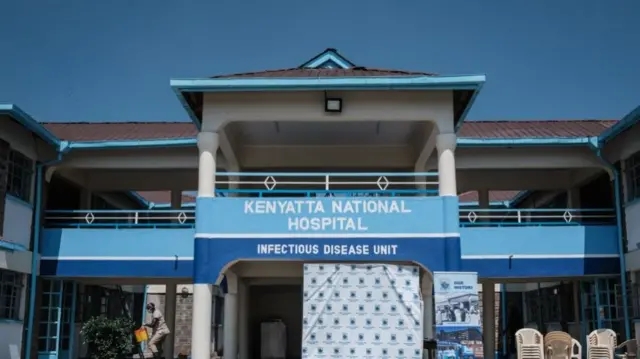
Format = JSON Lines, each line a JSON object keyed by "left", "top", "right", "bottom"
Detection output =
{"left": 325, "top": 98, "right": 342, "bottom": 113}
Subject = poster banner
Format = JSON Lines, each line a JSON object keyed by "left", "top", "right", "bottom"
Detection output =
{"left": 302, "top": 263, "right": 423, "bottom": 359}
{"left": 433, "top": 272, "right": 482, "bottom": 359}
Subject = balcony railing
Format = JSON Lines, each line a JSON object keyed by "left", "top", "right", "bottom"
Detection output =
{"left": 212, "top": 171, "right": 439, "bottom": 197}
{"left": 459, "top": 208, "right": 616, "bottom": 227}
{"left": 44, "top": 208, "right": 616, "bottom": 229}
{"left": 45, "top": 209, "right": 196, "bottom": 229}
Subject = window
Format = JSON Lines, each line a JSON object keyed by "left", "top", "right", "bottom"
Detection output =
{"left": 7, "top": 150, "right": 33, "bottom": 202}
{"left": 625, "top": 152, "right": 640, "bottom": 202}
{"left": 0, "top": 269, "right": 24, "bottom": 320}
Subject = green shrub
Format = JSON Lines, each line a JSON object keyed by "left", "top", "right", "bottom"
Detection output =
{"left": 80, "top": 315, "right": 136, "bottom": 359}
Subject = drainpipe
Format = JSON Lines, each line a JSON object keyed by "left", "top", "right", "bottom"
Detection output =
{"left": 24, "top": 144, "right": 67, "bottom": 359}
{"left": 588, "top": 137, "right": 631, "bottom": 339}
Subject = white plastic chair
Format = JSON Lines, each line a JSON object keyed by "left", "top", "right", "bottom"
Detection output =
{"left": 515, "top": 328, "right": 544, "bottom": 359}
{"left": 545, "top": 331, "right": 573, "bottom": 359}
{"left": 571, "top": 338, "right": 582, "bottom": 359}
{"left": 587, "top": 329, "right": 617, "bottom": 359}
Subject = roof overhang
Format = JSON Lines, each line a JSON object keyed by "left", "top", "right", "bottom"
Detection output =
{"left": 0, "top": 104, "right": 61, "bottom": 148}
{"left": 170, "top": 75, "right": 486, "bottom": 129}
{"left": 598, "top": 104, "right": 640, "bottom": 144}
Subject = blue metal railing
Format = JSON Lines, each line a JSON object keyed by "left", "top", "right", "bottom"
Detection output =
{"left": 45, "top": 209, "right": 195, "bottom": 229}
{"left": 459, "top": 208, "right": 616, "bottom": 227}
{"left": 44, "top": 207, "right": 616, "bottom": 229}
{"left": 213, "top": 171, "right": 439, "bottom": 197}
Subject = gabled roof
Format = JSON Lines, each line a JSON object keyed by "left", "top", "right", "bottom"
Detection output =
{"left": 171, "top": 48, "right": 484, "bottom": 129}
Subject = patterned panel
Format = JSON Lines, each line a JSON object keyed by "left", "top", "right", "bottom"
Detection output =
{"left": 302, "top": 263, "right": 423, "bottom": 359}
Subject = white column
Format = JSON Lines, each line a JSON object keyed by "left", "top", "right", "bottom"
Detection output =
{"left": 224, "top": 273, "right": 239, "bottom": 359}
{"left": 192, "top": 131, "right": 219, "bottom": 359}
{"left": 238, "top": 280, "right": 249, "bottom": 359}
{"left": 165, "top": 284, "right": 177, "bottom": 359}
{"left": 436, "top": 133, "right": 457, "bottom": 196}
{"left": 422, "top": 275, "right": 434, "bottom": 348}
{"left": 197, "top": 132, "right": 219, "bottom": 197}
{"left": 482, "top": 283, "right": 496, "bottom": 359}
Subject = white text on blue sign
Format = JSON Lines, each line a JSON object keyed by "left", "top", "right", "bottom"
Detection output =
{"left": 256, "top": 243, "right": 398, "bottom": 256}
{"left": 243, "top": 199, "right": 412, "bottom": 232}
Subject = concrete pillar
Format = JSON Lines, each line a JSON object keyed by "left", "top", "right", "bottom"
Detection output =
{"left": 238, "top": 280, "right": 249, "bottom": 359}
{"left": 567, "top": 188, "right": 581, "bottom": 224}
{"left": 478, "top": 190, "right": 490, "bottom": 208}
{"left": 422, "top": 275, "right": 434, "bottom": 344}
{"left": 165, "top": 284, "right": 177, "bottom": 359}
{"left": 436, "top": 133, "right": 457, "bottom": 197}
{"left": 478, "top": 189, "right": 490, "bottom": 223}
{"left": 171, "top": 190, "right": 182, "bottom": 224}
{"left": 482, "top": 283, "right": 496, "bottom": 359}
{"left": 171, "top": 190, "right": 182, "bottom": 208}
{"left": 223, "top": 273, "right": 239, "bottom": 359}
{"left": 192, "top": 131, "right": 219, "bottom": 359}
{"left": 572, "top": 281, "right": 581, "bottom": 337}
{"left": 79, "top": 188, "right": 92, "bottom": 209}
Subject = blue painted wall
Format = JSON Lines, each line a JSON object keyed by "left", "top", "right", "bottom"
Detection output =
{"left": 40, "top": 228, "right": 194, "bottom": 277}
{"left": 460, "top": 225, "right": 619, "bottom": 277}
{"left": 40, "top": 218, "right": 620, "bottom": 278}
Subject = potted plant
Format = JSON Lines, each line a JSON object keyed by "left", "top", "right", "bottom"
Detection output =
{"left": 80, "top": 315, "right": 136, "bottom": 359}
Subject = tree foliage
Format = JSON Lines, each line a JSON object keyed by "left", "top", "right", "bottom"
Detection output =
{"left": 80, "top": 315, "right": 136, "bottom": 359}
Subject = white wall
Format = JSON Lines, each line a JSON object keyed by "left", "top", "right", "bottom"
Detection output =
{"left": 0, "top": 275, "right": 28, "bottom": 359}
{"left": 0, "top": 322, "right": 23, "bottom": 359}
{"left": 3, "top": 196, "right": 33, "bottom": 250}
{"left": 624, "top": 201, "right": 640, "bottom": 270}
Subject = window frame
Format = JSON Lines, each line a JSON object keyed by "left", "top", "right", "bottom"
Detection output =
{"left": 624, "top": 152, "right": 640, "bottom": 203}
{"left": 6, "top": 150, "right": 34, "bottom": 203}
{"left": 0, "top": 269, "right": 24, "bottom": 320}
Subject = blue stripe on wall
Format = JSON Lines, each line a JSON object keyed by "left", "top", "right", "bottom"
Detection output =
{"left": 40, "top": 259, "right": 193, "bottom": 277}
{"left": 460, "top": 226, "right": 618, "bottom": 256}
{"left": 41, "top": 228, "right": 195, "bottom": 258}
{"left": 39, "top": 256, "right": 619, "bottom": 279}
{"left": 462, "top": 257, "right": 619, "bottom": 277}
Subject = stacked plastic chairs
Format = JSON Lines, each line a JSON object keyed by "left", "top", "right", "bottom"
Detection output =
{"left": 587, "top": 329, "right": 617, "bottom": 359}
{"left": 516, "top": 328, "right": 545, "bottom": 359}
{"left": 616, "top": 339, "right": 638, "bottom": 359}
{"left": 571, "top": 339, "right": 582, "bottom": 359}
{"left": 545, "top": 331, "right": 573, "bottom": 359}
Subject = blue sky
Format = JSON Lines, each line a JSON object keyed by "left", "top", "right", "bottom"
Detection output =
{"left": 0, "top": 0, "right": 638, "bottom": 123}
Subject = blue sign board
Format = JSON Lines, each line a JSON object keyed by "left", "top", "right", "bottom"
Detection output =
{"left": 196, "top": 196, "right": 459, "bottom": 235}
{"left": 193, "top": 196, "right": 462, "bottom": 283}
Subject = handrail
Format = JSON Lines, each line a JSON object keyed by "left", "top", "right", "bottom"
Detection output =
{"left": 459, "top": 208, "right": 616, "bottom": 227}
{"left": 212, "top": 171, "right": 440, "bottom": 196}
{"left": 44, "top": 207, "right": 617, "bottom": 229}
{"left": 44, "top": 209, "right": 196, "bottom": 229}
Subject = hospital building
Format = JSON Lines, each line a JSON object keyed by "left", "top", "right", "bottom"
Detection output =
{"left": 0, "top": 48, "right": 638, "bottom": 359}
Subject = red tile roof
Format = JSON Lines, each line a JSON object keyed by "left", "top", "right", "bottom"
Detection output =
{"left": 458, "top": 191, "right": 521, "bottom": 203}
{"left": 459, "top": 120, "right": 616, "bottom": 138}
{"left": 44, "top": 123, "right": 198, "bottom": 141}
{"left": 213, "top": 67, "right": 436, "bottom": 79}
{"left": 42, "top": 120, "right": 618, "bottom": 142}
{"left": 137, "top": 191, "right": 195, "bottom": 205}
